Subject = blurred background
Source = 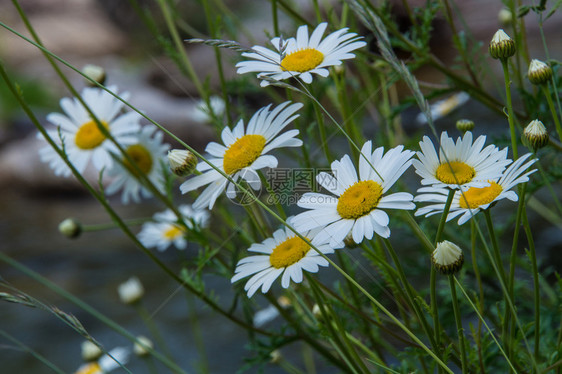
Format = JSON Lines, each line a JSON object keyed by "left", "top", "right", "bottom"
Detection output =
{"left": 0, "top": 0, "right": 561, "bottom": 372}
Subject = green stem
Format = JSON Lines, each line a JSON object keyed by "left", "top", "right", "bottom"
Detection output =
{"left": 448, "top": 275, "right": 468, "bottom": 373}
{"left": 136, "top": 304, "right": 178, "bottom": 370}
{"left": 431, "top": 188, "right": 455, "bottom": 356}
{"left": 522, "top": 208, "right": 540, "bottom": 362}
{"left": 470, "top": 220, "right": 486, "bottom": 373}
{"left": 382, "top": 238, "right": 439, "bottom": 355}
{"left": 501, "top": 58, "right": 519, "bottom": 159}
{"left": 541, "top": 84, "right": 562, "bottom": 143}
{"left": 0, "top": 330, "right": 65, "bottom": 374}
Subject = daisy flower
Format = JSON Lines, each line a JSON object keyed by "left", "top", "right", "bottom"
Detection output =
{"left": 39, "top": 86, "right": 141, "bottom": 177}
{"left": 415, "top": 153, "right": 537, "bottom": 225}
{"left": 138, "top": 204, "right": 210, "bottom": 251}
{"left": 180, "top": 102, "right": 303, "bottom": 209}
{"left": 236, "top": 22, "right": 366, "bottom": 87}
{"left": 292, "top": 141, "right": 416, "bottom": 247}
{"left": 105, "top": 125, "right": 170, "bottom": 204}
{"left": 231, "top": 218, "right": 341, "bottom": 297}
{"left": 75, "top": 347, "right": 130, "bottom": 374}
{"left": 412, "top": 131, "right": 511, "bottom": 189}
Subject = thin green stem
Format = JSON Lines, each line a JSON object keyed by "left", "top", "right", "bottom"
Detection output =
{"left": 0, "top": 330, "right": 65, "bottom": 374}
{"left": 501, "top": 58, "right": 519, "bottom": 159}
{"left": 135, "top": 304, "right": 178, "bottom": 370}
{"left": 470, "top": 220, "right": 486, "bottom": 373}
{"left": 522, "top": 208, "right": 540, "bottom": 362}
{"left": 541, "top": 84, "right": 562, "bottom": 143}
{"left": 448, "top": 275, "right": 468, "bottom": 373}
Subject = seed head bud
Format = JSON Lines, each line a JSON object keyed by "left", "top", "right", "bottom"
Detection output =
{"left": 81, "top": 340, "right": 103, "bottom": 362}
{"left": 498, "top": 8, "right": 513, "bottom": 26}
{"left": 489, "top": 29, "right": 516, "bottom": 60}
{"left": 82, "top": 64, "right": 106, "bottom": 86}
{"left": 133, "top": 336, "right": 153, "bottom": 357}
{"left": 58, "top": 218, "right": 82, "bottom": 239}
{"left": 117, "top": 276, "right": 144, "bottom": 305}
{"left": 168, "top": 149, "right": 197, "bottom": 177}
{"left": 343, "top": 232, "right": 359, "bottom": 248}
{"left": 456, "top": 119, "right": 475, "bottom": 133}
{"left": 432, "top": 240, "right": 464, "bottom": 275}
{"left": 270, "top": 350, "right": 282, "bottom": 364}
{"left": 522, "top": 119, "right": 549, "bottom": 151}
{"left": 528, "top": 59, "right": 553, "bottom": 85}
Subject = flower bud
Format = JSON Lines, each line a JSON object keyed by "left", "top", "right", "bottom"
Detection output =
{"left": 456, "top": 119, "right": 475, "bottom": 133}
{"left": 117, "top": 276, "right": 144, "bottom": 305}
{"left": 522, "top": 119, "right": 549, "bottom": 151}
{"left": 432, "top": 240, "right": 464, "bottom": 275}
{"left": 270, "top": 350, "right": 282, "bottom": 364}
{"left": 133, "top": 336, "right": 153, "bottom": 357}
{"left": 489, "top": 29, "right": 516, "bottom": 60}
{"left": 343, "top": 232, "right": 359, "bottom": 249}
{"left": 168, "top": 149, "right": 197, "bottom": 177}
{"left": 81, "top": 340, "right": 103, "bottom": 362}
{"left": 528, "top": 59, "right": 553, "bottom": 85}
{"left": 58, "top": 218, "right": 82, "bottom": 239}
{"left": 498, "top": 8, "right": 512, "bottom": 26}
{"left": 82, "top": 64, "right": 106, "bottom": 86}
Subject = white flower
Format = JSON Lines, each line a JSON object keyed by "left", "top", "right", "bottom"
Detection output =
{"left": 137, "top": 204, "right": 210, "bottom": 251}
{"left": 105, "top": 125, "right": 170, "bottom": 204}
{"left": 231, "top": 218, "right": 340, "bottom": 297}
{"left": 39, "top": 86, "right": 141, "bottom": 177}
{"left": 292, "top": 141, "right": 415, "bottom": 247}
{"left": 75, "top": 347, "right": 130, "bottom": 374}
{"left": 133, "top": 336, "right": 153, "bottom": 357}
{"left": 415, "top": 153, "right": 537, "bottom": 225}
{"left": 412, "top": 131, "right": 511, "bottom": 190}
{"left": 117, "top": 276, "right": 144, "bottom": 305}
{"left": 236, "top": 22, "right": 366, "bottom": 87}
{"left": 180, "top": 102, "right": 303, "bottom": 209}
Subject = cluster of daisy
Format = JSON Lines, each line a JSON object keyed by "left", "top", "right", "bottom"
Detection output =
{"left": 39, "top": 22, "right": 538, "bottom": 300}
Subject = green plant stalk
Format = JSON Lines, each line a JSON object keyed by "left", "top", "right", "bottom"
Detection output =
{"left": 474, "top": 213, "right": 537, "bottom": 371}
{"left": 202, "top": 0, "right": 232, "bottom": 128}
{"left": 382, "top": 238, "right": 440, "bottom": 357}
{"left": 271, "top": 0, "right": 279, "bottom": 35}
{"left": 266, "top": 294, "right": 350, "bottom": 372}
{"left": 313, "top": 89, "right": 333, "bottom": 162}
{"left": 522, "top": 209, "right": 540, "bottom": 362}
{"left": 506, "top": 182, "right": 526, "bottom": 362}
{"left": 454, "top": 277, "right": 518, "bottom": 372}
{"left": 0, "top": 330, "right": 65, "bottom": 374}
{"left": 448, "top": 275, "right": 468, "bottom": 373}
{"left": 0, "top": 252, "right": 188, "bottom": 374}
{"left": 2, "top": 20, "right": 452, "bottom": 372}
{"left": 501, "top": 58, "right": 519, "bottom": 159}
{"left": 186, "top": 293, "right": 210, "bottom": 374}
{"left": 155, "top": 0, "right": 204, "bottom": 96}
{"left": 135, "top": 303, "right": 178, "bottom": 370}
{"left": 402, "top": 212, "right": 434, "bottom": 253}
{"left": 307, "top": 275, "right": 371, "bottom": 374}
{"left": 82, "top": 217, "right": 151, "bottom": 232}
{"left": 334, "top": 71, "right": 363, "bottom": 157}
{"left": 431, "top": 188, "right": 456, "bottom": 355}
{"left": 335, "top": 250, "right": 379, "bottom": 350}
{"left": 470, "top": 220, "right": 486, "bottom": 372}
{"left": 541, "top": 84, "right": 562, "bottom": 143}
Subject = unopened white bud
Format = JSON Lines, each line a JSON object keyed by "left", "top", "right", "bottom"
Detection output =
{"left": 432, "top": 240, "right": 464, "bottom": 275}
{"left": 489, "top": 29, "right": 516, "bottom": 59}
{"left": 82, "top": 64, "right": 106, "bottom": 86}
{"left": 58, "top": 218, "right": 82, "bottom": 239}
{"left": 133, "top": 336, "right": 153, "bottom": 357}
{"left": 117, "top": 276, "right": 144, "bottom": 305}
{"left": 168, "top": 149, "right": 197, "bottom": 177}
{"left": 81, "top": 340, "right": 103, "bottom": 362}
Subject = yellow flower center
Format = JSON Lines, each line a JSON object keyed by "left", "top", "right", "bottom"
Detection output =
{"left": 75, "top": 120, "right": 109, "bottom": 150}
{"left": 164, "top": 225, "right": 184, "bottom": 240}
{"left": 459, "top": 182, "right": 503, "bottom": 209}
{"left": 75, "top": 362, "right": 101, "bottom": 374}
{"left": 269, "top": 236, "right": 311, "bottom": 269}
{"left": 123, "top": 144, "right": 153, "bottom": 176}
{"left": 337, "top": 180, "right": 383, "bottom": 219}
{"left": 281, "top": 48, "right": 324, "bottom": 73}
{"left": 223, "top": 134, "right": 266, "bottom": 174}
{"left": 435, "top": 161, "right": 475, "bottom": 185}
